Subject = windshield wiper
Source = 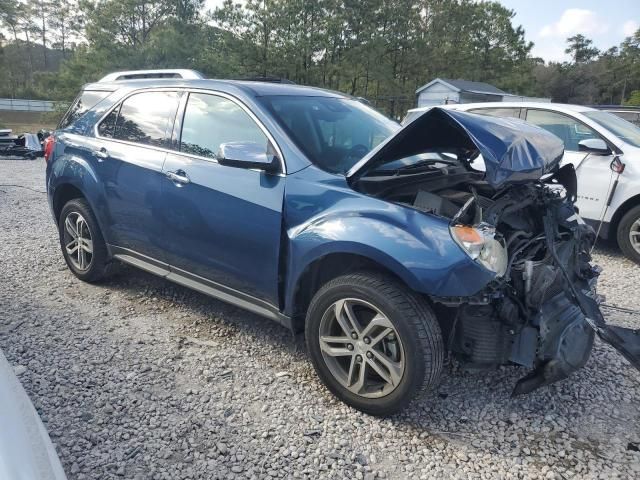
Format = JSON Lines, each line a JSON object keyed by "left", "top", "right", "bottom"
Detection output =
{"left": 385, "top": 158, "right": 458, "bottom": 173}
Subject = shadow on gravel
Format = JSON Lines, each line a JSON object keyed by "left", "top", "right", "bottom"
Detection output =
{"left": 97, "top": 263, "right": 303, "bottom": 353}
{"left": 592, "top": 237, "right": 624, "bottom": 257}
{"left": 99, "top": 265, "right": 624, "bottom": 401}
{"left": 68, "top": 254, "right": 638, "bottom": 448}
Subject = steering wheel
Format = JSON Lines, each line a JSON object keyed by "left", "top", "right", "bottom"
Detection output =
{"left": 349, "top": 144, "right": 370, "bottom": 160}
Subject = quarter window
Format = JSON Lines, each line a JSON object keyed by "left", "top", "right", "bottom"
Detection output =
{"left": 59, "top": 90, "right": 111, "bottom": 129}
{"left": 525, "top": 109, "right": 600, "bottom": 151}
{"left": 179, "top": 93, "right": 268, "bottom": 160}
{"left": 101, "top": 91, "right": 180, "bottom": 147}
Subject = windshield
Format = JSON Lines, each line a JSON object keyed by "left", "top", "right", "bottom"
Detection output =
{"left": 583, "top": 110, "right": 640, "bottom": 148}
{"left": 258, "top": 95, "right": 399, "bottom": 174}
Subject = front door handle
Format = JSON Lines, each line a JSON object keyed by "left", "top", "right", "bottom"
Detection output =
{"left": 165, "top": 169, "right": 190, "bottom": 185}
{"left": 93, "top": 148, "right": 109, "bottom": 161}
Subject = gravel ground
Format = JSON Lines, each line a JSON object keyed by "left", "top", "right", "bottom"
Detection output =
{"left": 1, "top": 158, "right": 639, "bottom": 480}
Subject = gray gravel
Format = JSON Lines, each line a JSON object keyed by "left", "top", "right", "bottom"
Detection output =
{"left": 1, "top": 158, "right": 639, "bottom": 479}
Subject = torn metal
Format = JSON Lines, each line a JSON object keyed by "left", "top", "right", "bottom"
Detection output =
{"left": 353, "top": 108, "right": 640, "bottom": 395}
{"left": 348, "top": 107, "right": 565, "bottom": 188}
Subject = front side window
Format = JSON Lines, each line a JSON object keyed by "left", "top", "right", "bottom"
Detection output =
{"left": 180, "top": 93, "right": 268, "bottom": 160}
{"left": 103, "top": 91, "right": 180, "bottom": 147}
{"left": 525, "top": 109, "right": 600, "bottom": 151}
{"left": 469, "top": 107, "right": 521, "bottom": 119}
{"left": 259, "top": 95, "right": 398, "bottom": 174}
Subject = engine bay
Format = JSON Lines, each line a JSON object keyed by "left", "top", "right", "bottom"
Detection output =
{"left": 357, "top": 159, "right": 640, "bottom": 395}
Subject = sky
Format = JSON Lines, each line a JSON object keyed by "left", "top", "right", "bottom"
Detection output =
{"left": 204, "top": 0, "right": 640, "bottom": 63}
{"left": 498, "top": 0, "right": 640, "bottom": 62}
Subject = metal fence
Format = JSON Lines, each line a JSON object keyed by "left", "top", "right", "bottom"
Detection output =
{"left": 0, "top": 98, "right": 57, "bottom": 112}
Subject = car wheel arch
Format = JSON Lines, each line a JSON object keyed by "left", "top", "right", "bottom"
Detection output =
{"left": 610, "top": 193, "right": 640, "bottom": 241}
{"left": 287, "top": 251, "right": 421, "bottom": 333}
{"left": 53, "top": 183, "right": 86, "bottom": 221}
{"left": 52, "top": 182, "right": 111, "bottom": 253}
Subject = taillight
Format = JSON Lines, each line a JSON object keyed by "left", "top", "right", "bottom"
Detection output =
{"left": 44, "top": 135, "right": 55, "bottom": 163}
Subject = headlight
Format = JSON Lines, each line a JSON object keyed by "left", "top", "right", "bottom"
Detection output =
{"left": 450, "top": 224, "right": 508, "bottom": 277}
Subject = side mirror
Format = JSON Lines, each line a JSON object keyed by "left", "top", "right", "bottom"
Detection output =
{"left": 578, "top": 138, "right": 610, "bottom": 155}
{"left": 217, "top": 141, "right": 280, "bottom": 173}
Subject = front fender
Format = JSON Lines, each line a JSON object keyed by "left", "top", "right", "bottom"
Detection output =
{"left": 283, "top": 169, "right": 496, "bottom": 314}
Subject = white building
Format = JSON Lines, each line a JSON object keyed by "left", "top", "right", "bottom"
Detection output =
{"left": 415, "top": 78, "right": 549, "bottom": 108}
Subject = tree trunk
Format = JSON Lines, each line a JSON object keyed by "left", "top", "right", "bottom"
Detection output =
{"left": 41, "top": 2, "right": 47, "bottom": 68}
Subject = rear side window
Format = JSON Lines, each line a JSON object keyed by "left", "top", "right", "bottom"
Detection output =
{"left": 179, "top": 93, "right": 268, "bottom": 159}
{"left": 469, "top": 107, "right": 521, "bottom": 119}
{"left": 97, "top": 107, "right": 119, "bottom": 138}
{"left": 58, "top": 90, "right": 111, "bottom": 129}
{"left": 98, "top": 91, "right": 180, "bottom": 147}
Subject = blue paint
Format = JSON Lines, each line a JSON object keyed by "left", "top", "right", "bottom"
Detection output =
{"left": 47, "top": 80, "right": 501, "bottom": 319}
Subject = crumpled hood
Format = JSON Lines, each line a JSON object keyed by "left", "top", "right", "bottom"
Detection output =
{"left": 347, "top": 107, "right": 565, "bottom": 189}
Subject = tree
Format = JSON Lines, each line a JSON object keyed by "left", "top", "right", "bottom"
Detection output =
{"left": 1, "top": 0, "right": 638, "bottom": 114}
{"left": 48, "top": 0, "right": 83, "bottom": 56}
{"left": 565, "top": 34, "right": 599, "bottom": 64}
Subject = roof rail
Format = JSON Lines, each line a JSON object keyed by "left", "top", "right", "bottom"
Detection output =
{"left": 237, "top": 76, "right": 296, "bottom": 84}
{"left": 98, "top": 69, "right": 205, "bottom": 82}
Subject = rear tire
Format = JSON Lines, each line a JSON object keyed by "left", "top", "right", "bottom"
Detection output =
{"left": 305, "top": 271, "right": 444, "bottom": 416}
{"left": 58, "top": 198, "right": 110, "bottom": 282}
{"left": 616, "top": 205, "right": 640, "bottom": 265}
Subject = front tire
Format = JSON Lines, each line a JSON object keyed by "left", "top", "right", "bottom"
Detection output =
{"left": 58, "top": 198, "right": 110, "bottom": 282}
{"left": 617, "top": 205, "right": 640, "bottom": 265}
{"left": 305, "top": 271, "right": 444, "bottom": 416}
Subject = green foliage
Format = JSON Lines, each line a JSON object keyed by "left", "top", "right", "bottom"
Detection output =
{"left": 565, "top": 34, "right": 599, "bottom": 64}
{"left": 625, "top": 90, "right": 640, "bottom": 106}
{"left": 1, "top": 0, "right": 639, "bottom": 115}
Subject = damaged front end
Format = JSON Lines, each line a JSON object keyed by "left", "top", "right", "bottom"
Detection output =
{"left": 350, "top": 107, "right": 640, "bottom": 395}
{"left": 442, "top": 166, "right": 605, "bottom": 395}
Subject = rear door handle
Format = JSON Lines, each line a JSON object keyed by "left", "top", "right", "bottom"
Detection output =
{"left": 165, "top": 169, "right": 190, "bottom": 185}
{"left": 93, "top": 148, "right": 109, "bottom": 161}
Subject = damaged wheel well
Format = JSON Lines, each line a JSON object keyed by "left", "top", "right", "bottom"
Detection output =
{"left": 291, "top": 253, "right": 409, "bottom": 332}
{"left": 53, "top": 184, "right": 85, "bottom": 221}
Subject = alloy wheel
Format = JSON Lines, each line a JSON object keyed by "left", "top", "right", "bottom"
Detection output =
{"left": 63, "top": 212, "right": 93, "bottom": 271}
{"left": 630, "top": 218, "right": 640, "bottom": 255}
{"left": 318, "top": 298, "right": 405, "bottom": 398}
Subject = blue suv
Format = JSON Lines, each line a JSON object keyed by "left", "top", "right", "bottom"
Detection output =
{"left": 47, "top": 70, "right": 640, "bottom": 415}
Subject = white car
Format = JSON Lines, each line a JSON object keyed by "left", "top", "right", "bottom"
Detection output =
{"left": 0, "top": 350, "right": 67, "bottom": 479}
{"left": 405, "top": 102, "right": 640, "bottom": 263}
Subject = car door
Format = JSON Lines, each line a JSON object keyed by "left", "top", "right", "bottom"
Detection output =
{"left": 160, "top": 91, "right": 285, "bottom": 306}
{"left": 93, "top": 90, "right": 181, "bottom": 261}
{"left": 524, "top": 108, "right": 615, "bottom": 223}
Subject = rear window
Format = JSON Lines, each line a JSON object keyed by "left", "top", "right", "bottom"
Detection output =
{"left": 58, "top": 90, "right": 111, "bottom": 129}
